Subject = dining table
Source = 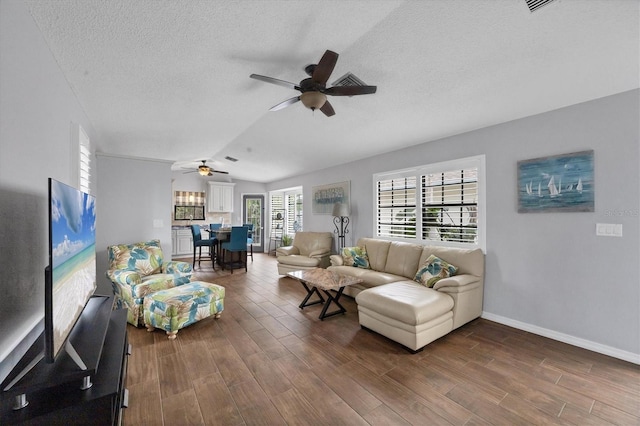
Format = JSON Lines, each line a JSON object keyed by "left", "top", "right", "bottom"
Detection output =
{"left": 203, "top": 227, "right": 231, "bottom": 266}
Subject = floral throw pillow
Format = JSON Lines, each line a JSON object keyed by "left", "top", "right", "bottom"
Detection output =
{"left": 342, "top": 246, "right": 370, "bottom": 269}
{"left": 414, "top": 254, "right": 458, "bottom": 288}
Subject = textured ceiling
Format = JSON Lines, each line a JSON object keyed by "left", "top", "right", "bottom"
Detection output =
{"left": 25, "top": 0, "right": 639, "bottom": 183}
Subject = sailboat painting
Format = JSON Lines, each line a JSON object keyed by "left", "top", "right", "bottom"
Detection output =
{"left": 517, "top": 150, "right": 594, "bottom": 213}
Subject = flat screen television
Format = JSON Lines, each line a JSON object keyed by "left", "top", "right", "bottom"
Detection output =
{"left": 45, "top": 178, "right": 97, "bottom": 363}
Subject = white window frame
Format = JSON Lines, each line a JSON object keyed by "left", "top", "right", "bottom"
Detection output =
{"left": 373, "top": 155, "right": 486, "bottom": 251}
{"left": 269, "top": 187, "right": 303, "bottom": 237}
{"left": 72, "top": 123, "right": 92, "bottom": 194}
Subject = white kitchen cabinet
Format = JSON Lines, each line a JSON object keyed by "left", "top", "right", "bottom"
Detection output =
{"left": 172, "top": 228, "right": 212, "bottom": 257}
{"left": 171, "top": 230, "right": 178, "bottom": 255}
{"left": 207, "top": 182, "right": 235, "bottom": 212}
{"left": 176, "top": 229, "right": 193, "bottom": 255}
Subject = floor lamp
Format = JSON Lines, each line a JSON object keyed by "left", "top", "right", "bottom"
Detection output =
{"left": 332, "top": 203, "right": 350, "bottom": 252}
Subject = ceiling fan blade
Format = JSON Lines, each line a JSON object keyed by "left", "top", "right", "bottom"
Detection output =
{"left": 324, "top": 85, "right": 377, "bottom": 96}
{"left": 210, "top": 170, "right": 229, "bottom": 175}
{"left": 320, "top": 100, "right": 335, "bottom": 117}
{"left": 312, "top": 50, "right": 338, "bottom": 85}
{"left": 250, "top": 74, "right": 299, "bottom": 90}
{"left": 270, "top": 96, "right": 300, "bottom": 111}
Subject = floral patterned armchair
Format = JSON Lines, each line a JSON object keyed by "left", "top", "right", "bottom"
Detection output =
{"left": 106, "top": 239, "right": 192, "bottom": 326}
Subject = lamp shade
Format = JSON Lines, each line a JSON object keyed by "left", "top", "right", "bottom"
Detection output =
{"left": 332, "top": 203, "right": 350, "bottom": 217}
{"left": 300, "top": 91, "right": 327, "bottom": 110}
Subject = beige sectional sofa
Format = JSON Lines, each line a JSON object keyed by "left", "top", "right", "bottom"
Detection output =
{"left": 328, "top": 237, "right": 484, "bottom": 352}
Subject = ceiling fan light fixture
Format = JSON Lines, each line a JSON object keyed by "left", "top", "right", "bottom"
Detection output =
{"left": 300, "top": 91, "right": 326, "bottom": 110}
{"left": 198, "top": 166, "right": 210, "bottom": 176}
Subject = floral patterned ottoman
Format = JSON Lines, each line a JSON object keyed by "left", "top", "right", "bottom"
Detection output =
{"left": 143, "top": 281, "right": 225, "bottom": 339}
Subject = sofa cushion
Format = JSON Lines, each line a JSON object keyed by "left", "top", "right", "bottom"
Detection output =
{"left": 383, "top": 241, "right": 424, "bottom": 279}
{"left": 277, "top": 254, "right": 321, "bottom": 268}
{"left": 356, "top": 281, "right": 454, "bottom": 325}
{"left": 359, "top": 270, "right": 408, "bottom": 286}
{"left": 291, "top": 232, "right": 333, "bottom": 257}
{"left": 329, "top": 265, "right": 406, "bottom": 286}
{"left": 358, "top": 238, "right": 391, "bottom": 271}
{"left": 107, "top": 239, "right": 164, "bottom": 275}
{"left": 414, "top": 254, "right": 458, "bottom": 288}
{"left": 419, "top": 246, "right": 483, "bottom": 277}
{"left": 342, "top": 246, "right": 370, "bottom": 269}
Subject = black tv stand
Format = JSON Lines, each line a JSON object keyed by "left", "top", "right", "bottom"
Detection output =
{"left": 0, "top": 295, "right": 130, "bottom": 425}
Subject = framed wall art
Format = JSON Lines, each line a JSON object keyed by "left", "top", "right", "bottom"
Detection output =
{"left": 312, "top": 181, "right": 350, "bottom": 214}
{"left": 517, "top": 150, "right": 594, "bottom": 213}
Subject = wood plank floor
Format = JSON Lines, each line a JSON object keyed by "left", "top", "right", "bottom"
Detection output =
{"left": 124, "top": 253, "right": 639, "bottom": 425}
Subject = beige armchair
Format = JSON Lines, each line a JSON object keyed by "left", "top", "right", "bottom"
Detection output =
{"left": 276, "top": 232, "right": 333, "bottom": 274}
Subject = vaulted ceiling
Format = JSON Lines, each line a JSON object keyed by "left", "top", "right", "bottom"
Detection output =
{"left": 25, "top": 0, "right": 639, "bottom": 182}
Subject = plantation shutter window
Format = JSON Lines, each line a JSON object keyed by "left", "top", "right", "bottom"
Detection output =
{"left": 76, "top": 124, "right": 92, "bottom": 194}
{"left": 376, "top": 175, "right": 417, "bottom": 238}
{"left": 422, "top": 167, "right": 478, "bottom": 244}
{"left": 374, "top": 155, "right": 485, "bottom": 249}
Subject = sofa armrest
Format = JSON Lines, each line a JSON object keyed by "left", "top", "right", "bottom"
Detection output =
{"left": 277, "top": 246, "right": 299, "bottom": 257}
{"left": 330, "top": 255, "right": 344, "bottom": 266}
{"left": 107, "top": 269, "right": 142, "bottom": 286}
{"left": 433, "top": 274, "right": 481, "bottom": 293}
{"left": 131, "top": 277, "right": 178, "bottom": 299}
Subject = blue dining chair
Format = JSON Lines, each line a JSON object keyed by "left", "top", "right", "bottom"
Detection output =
{"left": 208, "top": 223, "right": 222, "bottom": 263}
{"left": 243, "top": 223, "right": 254, "bottom": 262}
{"left": 190, "top": 225, "right": 214, "bottom": 269}
{"left": 221, "top": 226, "right": 248, "bottom": 273}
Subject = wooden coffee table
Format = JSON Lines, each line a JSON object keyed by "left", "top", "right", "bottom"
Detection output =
{"left": 287, "top": 268, "right": 362, "bottom": 320}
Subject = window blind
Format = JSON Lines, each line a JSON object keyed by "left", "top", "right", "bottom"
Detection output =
{"left": 79, "top": 126, "right": 91, "bottom": 194}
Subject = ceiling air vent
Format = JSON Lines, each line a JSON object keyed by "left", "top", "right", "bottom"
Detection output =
{"left": 332, "top": 72, "right": 366, "bottom": 87}
{"left": 225, "top": 156, "right": 238, "bottom": 162}
{"left": 525, "top": 0, "right": 557, "bottom": 12}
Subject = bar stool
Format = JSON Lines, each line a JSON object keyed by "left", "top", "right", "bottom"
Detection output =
{"left": 190, "top": 225, "right": 214, "bottom": 269}
{"left": 243, "top": 223, "right": 254, "bottom": 262}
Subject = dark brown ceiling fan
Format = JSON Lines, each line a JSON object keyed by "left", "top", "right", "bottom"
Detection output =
{"left": 250, "top": 50, "right": 377, "bottom": 117}
{"left": 182, "top": 160, "right": 228, "bottom": 176}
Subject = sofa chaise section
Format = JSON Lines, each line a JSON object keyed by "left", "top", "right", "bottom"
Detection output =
{"left": 328, "top": 237, "right": 484, "bottom": 351}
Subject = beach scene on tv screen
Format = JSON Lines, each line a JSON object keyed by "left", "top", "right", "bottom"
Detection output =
{"left": 50, "top": 180, "right": 97, "bottom": 356}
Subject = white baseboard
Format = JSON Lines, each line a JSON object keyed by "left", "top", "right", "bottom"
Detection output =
{"left": 481, "top": 312, "right": 640, "bottom": 365}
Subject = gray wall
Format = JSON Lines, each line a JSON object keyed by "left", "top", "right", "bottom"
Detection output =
{"left": 268, "top": 90, "right": 640, "bottom": 362}
{"left": 0, "top": 0, "right": 98, "bottom": 381}
{"left": 95, "top": 154, "right": 173, "bottom": 295}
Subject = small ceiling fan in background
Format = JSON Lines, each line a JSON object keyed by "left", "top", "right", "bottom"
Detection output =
{"left": 250, "top": 49, "right": 377, "bottom": 117}
{"left": 182, "top": 160, "right": 228, "bottom": 176}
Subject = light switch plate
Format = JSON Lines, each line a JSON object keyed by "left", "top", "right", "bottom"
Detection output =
{"left": 613, "top": 224, "right": 623, "bottom": 237}
{"left": 596, "top": 223, "right": 622, "bottom": 237}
